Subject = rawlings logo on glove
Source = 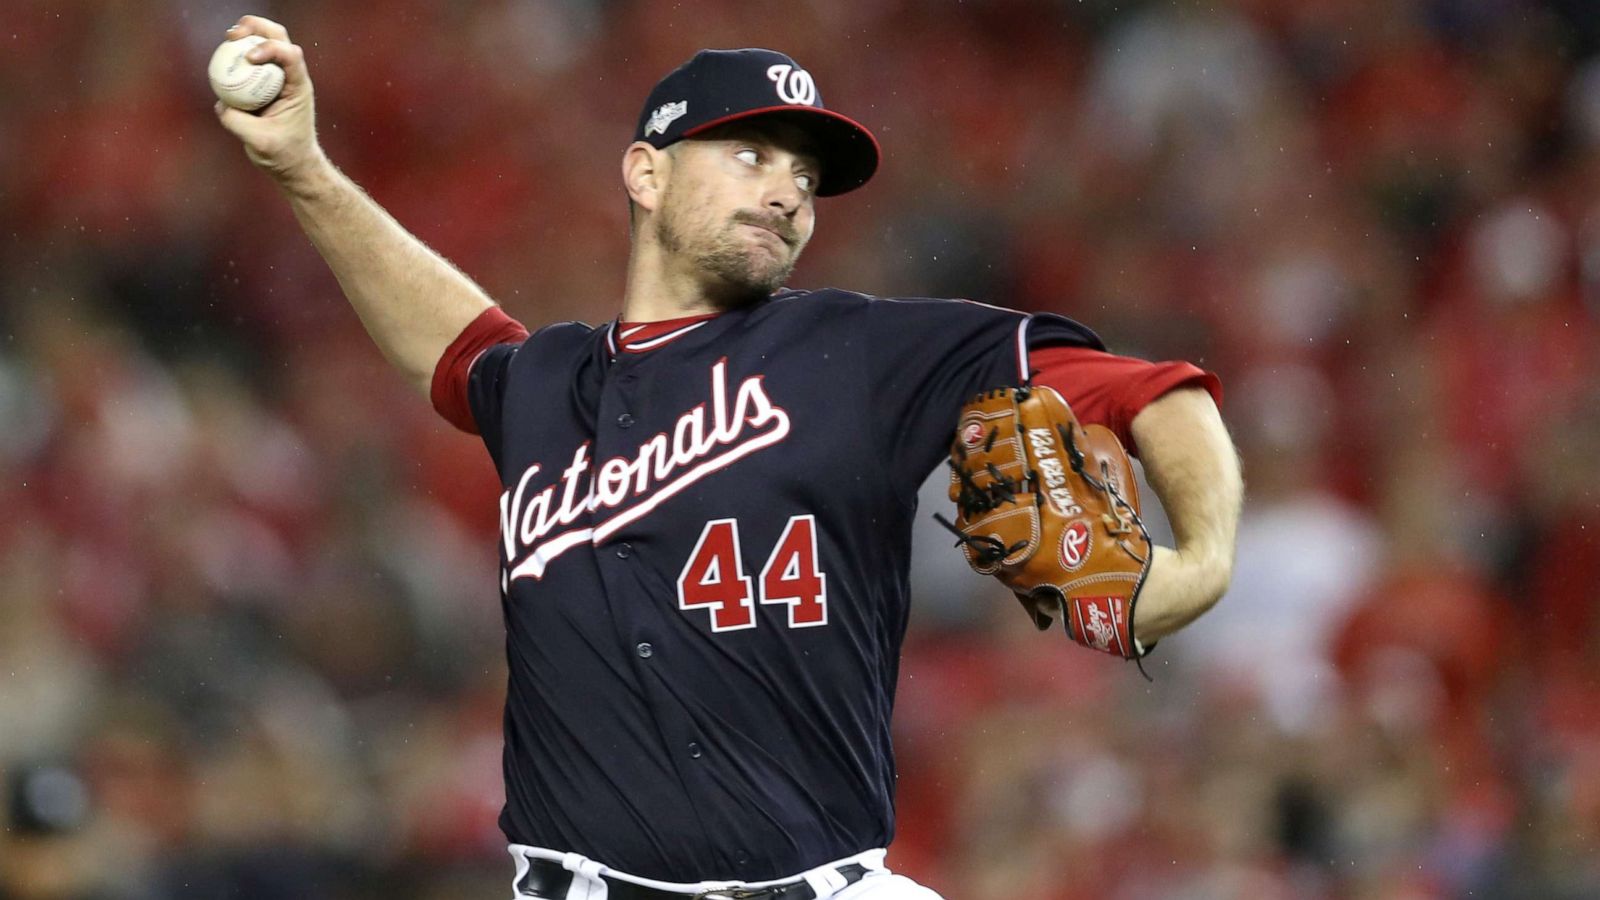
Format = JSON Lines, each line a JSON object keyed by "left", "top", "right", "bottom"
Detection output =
{"left": 936, "top": 386, "right": 1155, "bottom": 663}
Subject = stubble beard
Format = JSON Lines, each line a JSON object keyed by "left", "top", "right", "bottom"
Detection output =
{"left": 656, "top": 204, "right": 803, "bottom": 304}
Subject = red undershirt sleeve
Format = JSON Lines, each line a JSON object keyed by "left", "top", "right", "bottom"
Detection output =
{"left": 1027, "top": 345, "right": 1222, "bottom": 457}
{"left": 431, "top": 306, "right": 531, "bottom": 435}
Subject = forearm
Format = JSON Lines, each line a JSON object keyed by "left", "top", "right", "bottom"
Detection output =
{"left": 280, "top": 157, "right": 493, "bottom": 395}
{"left": 1128, "top": 386, "right": 1243, "bottom": 642}
{"left": 213, "top": 20, "right": 495, "bottom": 395}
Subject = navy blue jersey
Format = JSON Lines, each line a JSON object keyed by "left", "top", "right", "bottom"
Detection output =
{"left": 467, "top": 288, "right": 1100, "bottom": 881}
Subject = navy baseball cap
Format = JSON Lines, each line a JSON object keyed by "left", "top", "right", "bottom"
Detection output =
{"left": 634, "top": 48, "right": 880, "bottom": 197}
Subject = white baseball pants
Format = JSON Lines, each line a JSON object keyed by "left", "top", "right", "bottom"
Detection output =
{"left": 508, "top": 845, "right": 945, "bottom": 900}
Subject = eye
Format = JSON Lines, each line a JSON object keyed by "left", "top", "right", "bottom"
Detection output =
{"left": 795, "top": 172, "right": 817, "bottom": 194}
{"left": 734, "top": 148, "right": 760, "bottom": 166}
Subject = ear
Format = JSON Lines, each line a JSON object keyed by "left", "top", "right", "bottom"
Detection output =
{"left": 623, "top": 142, "right": 668, "bottom": 213}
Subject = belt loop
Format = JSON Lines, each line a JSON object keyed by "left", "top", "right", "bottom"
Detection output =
{"left": 511, "top": 847, "right": 533, "bottom": 898}
{"left": 561, "top": 852, "right": 608, "bottom": 900}
{"left": 802, "top": 868, "right": 847, "bottom": 897}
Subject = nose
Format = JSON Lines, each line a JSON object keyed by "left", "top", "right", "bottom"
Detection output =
{"left": 762, "top": 172, "right": 802, "bottom": 217}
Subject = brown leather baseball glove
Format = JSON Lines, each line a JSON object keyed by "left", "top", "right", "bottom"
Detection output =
{"left": 936, "top": 385, "right": 1155, "bottom": 660}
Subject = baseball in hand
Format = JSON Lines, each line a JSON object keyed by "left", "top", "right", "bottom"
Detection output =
{"left": 208, "top": 35, "right": 284, "bottom": 111}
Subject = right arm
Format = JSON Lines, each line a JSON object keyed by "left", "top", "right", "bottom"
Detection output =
{"left": 214, "top": 16, "right": 496, "bottom": 397}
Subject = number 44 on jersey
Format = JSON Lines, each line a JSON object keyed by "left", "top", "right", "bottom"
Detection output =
{"left": 677, "top": 515, "right": 828, "bottom": 632}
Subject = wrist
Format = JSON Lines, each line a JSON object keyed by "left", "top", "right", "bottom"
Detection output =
{"left": 273, "top": 146, "right": 336, "bottom": 200}
{"left": 1174, "top": 545, "right": 1232, "bottom": 601}
{"left": 1132, "top": 544, "right": 1231, "bottom": 646}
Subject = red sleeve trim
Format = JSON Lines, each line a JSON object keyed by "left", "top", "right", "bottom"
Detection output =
{"left": 431, "top": 306, "right": 531, "bottom": 435}
{"left": 1027, "top": 345, "right": 1222, "bottom": 457}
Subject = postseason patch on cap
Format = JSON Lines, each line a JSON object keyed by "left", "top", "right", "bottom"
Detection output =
{"left": 645, "top": 101, "right": 688, "bottom": 137}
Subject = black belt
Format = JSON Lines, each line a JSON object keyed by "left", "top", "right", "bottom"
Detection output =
{"left": 516, "top": 858, "right": 869, "bottom": 900}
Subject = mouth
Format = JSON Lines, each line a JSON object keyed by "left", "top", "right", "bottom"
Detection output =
{"left": 735, "top": 216, "right": 795, "bottom": 248}
{"left": 744, "top": 222, "right": 787, "bottom": 244}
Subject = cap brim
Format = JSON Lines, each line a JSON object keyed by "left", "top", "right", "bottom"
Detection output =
{"left": 681, "top": 105, "right": 880, "bottom": 197}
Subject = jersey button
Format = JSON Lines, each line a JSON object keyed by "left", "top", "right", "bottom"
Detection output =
{"left": 636, "top": 642, "right": 653, "bottom": 659}
{"left": 688, "top": 742, "right": 703, "bottom": 759}
{"left": 617, "top": 413, "right": 634, "bottom": 428}
{"left": 616, "top": 543, "right": 632, "bottom": 559}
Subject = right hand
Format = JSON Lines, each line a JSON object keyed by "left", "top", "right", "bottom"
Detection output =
{"left": 213, "top": 16, "right": 324, "bottom": 185}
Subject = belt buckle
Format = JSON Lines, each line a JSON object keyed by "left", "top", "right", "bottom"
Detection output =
{"left": 693, "top": 889, "right": 771, "bottom": 900}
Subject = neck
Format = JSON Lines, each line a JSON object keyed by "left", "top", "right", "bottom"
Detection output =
{"left": 621, "top": 234, "right": 764, "bottom": 323}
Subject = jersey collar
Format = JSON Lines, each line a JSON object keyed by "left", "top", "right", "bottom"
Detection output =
{"left": 605, "top": 312, "right": 722, "bottom": 357}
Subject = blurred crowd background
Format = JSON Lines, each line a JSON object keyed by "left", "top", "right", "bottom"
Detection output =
{"left": 3, "top": 0, "right": 1600, "bottom": 897}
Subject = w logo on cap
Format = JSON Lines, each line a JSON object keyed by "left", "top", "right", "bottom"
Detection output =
{"left": 766, "top": 64, "right": 817, "bottom": 106}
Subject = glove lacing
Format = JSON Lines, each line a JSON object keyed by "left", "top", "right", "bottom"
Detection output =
{"left": 934, "top": 424, "right": 1033, "bottom": 566}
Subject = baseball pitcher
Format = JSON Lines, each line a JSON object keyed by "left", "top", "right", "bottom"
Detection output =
{"left": 215, "top": 17, "right": 1243, "bottom": 899}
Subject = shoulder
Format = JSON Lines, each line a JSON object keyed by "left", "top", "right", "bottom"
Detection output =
{"left": 867, "top": 296, "right": 1030, "bottom": 320}
{"left": 491, "top": 320, "right": 601, "bottom": 372}
{"left": 512, "top": 319, "right": 600, "bottom": 352}
{"left": 760, "top": 288, "right": 1023, "bottom": 317}
{"left": 760, "top": 287, "right": 876, "bottom": 312}
{"left": 739, "top": 289, "right": 877, "bottom": 334}
{"left": 529, "top": 320, "right": 601, "bottom": 340}
{"left": 751, "top": 291, "right": 1097, "bottom": 347}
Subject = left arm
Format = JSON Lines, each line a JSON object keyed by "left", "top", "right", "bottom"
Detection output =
{"left": 1127, "top": 386, "right": 1243, "bottom": 644}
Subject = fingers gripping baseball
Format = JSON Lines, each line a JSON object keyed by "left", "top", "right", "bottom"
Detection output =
{"left": 213, "top": 17, "right": 321, "bottom": 180}
{"left": 235, "top": 15, "right": 290, "bottom": 42}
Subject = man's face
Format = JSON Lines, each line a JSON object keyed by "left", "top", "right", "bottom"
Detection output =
{"left": 652, "top": 121, "right": 820, "bottom": 301}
